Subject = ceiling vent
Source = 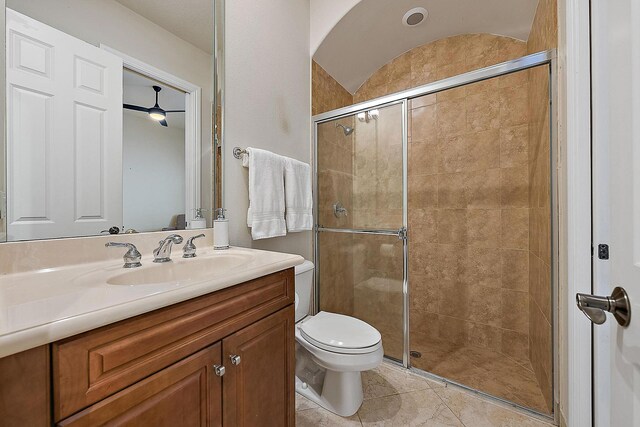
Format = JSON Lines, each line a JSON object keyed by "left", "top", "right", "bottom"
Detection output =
{"left": 402, "top": 7, "right": 428, "bottom": 27}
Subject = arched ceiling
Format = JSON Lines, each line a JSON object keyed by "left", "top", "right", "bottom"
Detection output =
{"left": 314, "top": 0, "right": 539, "bottom": 93}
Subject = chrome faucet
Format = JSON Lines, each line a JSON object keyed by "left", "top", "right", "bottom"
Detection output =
{"left": 105, "top": 242, "right": 142, "bottom": 268}
{"left": 153, "top": 234, "right": 183, "bottom": 263}
{"left": 183, "top": 234, "right": 205, "bottom": 258}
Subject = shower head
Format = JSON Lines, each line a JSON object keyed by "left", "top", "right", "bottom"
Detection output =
{"left": 336, "top": 123, "right": 354, "bottom": 136}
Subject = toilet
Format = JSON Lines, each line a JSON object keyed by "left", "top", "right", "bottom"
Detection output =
{"left": 294, "top": 260, "right": 384, "bottom": 417}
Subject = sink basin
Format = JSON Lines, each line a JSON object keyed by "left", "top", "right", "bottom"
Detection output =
{"left": 107, "top": 253, "right": 251, "bottom": 286}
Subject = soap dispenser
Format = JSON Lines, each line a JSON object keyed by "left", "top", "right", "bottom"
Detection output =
{"left": 189, "top": 208, "right": 207, "bottom": 230}
{"left": 213, "top": 208, "right": 229, "bottom": 250}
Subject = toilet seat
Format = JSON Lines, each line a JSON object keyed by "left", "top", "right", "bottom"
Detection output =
{"left": 299, "top": 311, "right": 381, "bottom": 354}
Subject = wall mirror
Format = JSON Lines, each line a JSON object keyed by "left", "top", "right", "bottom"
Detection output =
{"left": 0, "top": 0, "right": 222, "bottom": 242}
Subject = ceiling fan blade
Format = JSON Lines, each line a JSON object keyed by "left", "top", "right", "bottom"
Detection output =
{"left": 164, "top": 110, "right": 185, "bottom": 113}
{"left": 159, "top": 119, "right": 168, "bottom": 127}
{"left": 123, "top": 104, "right": 150, "bottom": 113}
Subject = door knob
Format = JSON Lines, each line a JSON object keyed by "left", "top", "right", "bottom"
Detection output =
{"left": 230, "top": 355, "right": 241, "bottom": 365}
{"left": 576, "top": 286, "right": 631, "bottom": 327}
{"left": 213, "top": 365, "right": 225, "bottom": 376}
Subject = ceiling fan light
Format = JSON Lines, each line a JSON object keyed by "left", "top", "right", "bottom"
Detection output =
{"left": 148, "top": 107, "right": 166, "bottom": 121}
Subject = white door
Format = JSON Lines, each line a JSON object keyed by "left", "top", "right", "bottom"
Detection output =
{"left": 591, "top": 0, "right": 640, "bottom": 425}
{"left": 6, "top": 9, "right": 123, "bottom": 241}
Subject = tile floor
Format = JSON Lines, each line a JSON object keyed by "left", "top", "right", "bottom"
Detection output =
{"left": 409, "top": 336, "right": 550, "bottom": 414}
{"left": 295, "top": 362, "right": 555, "bottom": 427}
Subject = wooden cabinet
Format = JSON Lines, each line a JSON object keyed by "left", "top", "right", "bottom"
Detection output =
{"left": 223, "top": 306, "right": 295, "bottom": 427}
{"left": 58, "top": 343, "right": 223, "bottom": 427}
{"left": 0, "top": 268, "right": 295, "bottom": 427}
{"left": 0, "top": 345, "right": 50, "bottom": 427}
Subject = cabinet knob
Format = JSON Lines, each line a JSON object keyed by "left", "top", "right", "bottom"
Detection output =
{"left": 230, "top": 355, "right": 241, "bottom": 365}
{"left": 213, "top": 364, "right": 225, "bottom": 376}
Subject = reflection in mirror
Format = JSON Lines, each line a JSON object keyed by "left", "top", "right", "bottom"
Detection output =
{"left": 2, "top": 0, "right": 215, "bottom": 242}
{"left": 123, "top": 70, "right": 186, "bottom": 233}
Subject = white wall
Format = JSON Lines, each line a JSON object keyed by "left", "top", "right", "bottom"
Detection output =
{"left": 123, "top": 113, "right": 185, "bottom": 232}
{"left": 224, "top": 0, "right": 312, "bottom": 259}
{"left": 310, "top": 0, "right": 360, "bottom": 55}
{"left": 6, "top": 0, "right": 213, "bottom": 222}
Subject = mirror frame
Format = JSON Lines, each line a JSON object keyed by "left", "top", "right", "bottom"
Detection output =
{"left": 213, "top": 0, "right": 224, "bottom": 215}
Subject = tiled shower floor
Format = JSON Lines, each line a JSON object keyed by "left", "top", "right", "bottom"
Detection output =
{"left": 295, "top": 362, "right": 554, "bottom": 426}
{"left": 410, "top": 337, "right": 550, "bottom": 414}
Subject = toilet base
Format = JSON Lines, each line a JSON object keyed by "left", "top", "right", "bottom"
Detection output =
{"left": 295, "top": 370, "right": 364, "bottom": 417}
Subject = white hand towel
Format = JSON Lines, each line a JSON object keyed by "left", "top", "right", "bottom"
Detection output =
{"left": 242, "top": 148, "right": 286, "bottom": 240}
{"left": 284, "top": 156, "right": 313, "bottom": 232}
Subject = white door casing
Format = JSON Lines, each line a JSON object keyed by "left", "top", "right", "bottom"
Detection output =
{"left": 100, "top": 45, "right": 202, "bottom": 228}
{"left": 591, "top": 0, "right": 640, "bottom": 425}
{"left": 6, "top": 9, "right": 123, "bottom": 241}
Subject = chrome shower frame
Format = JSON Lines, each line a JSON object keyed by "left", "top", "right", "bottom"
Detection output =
{"left": 312, "top": 49, "right": 558, "bottom": 422}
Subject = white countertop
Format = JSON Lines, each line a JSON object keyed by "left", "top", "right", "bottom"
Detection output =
{"left": 0, "top": 246, "right": 304, "bottom": 358}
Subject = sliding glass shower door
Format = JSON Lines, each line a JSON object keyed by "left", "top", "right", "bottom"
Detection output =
{"left": 315, "top": 102, "right": 407, "bottom": 362}
{"left": 407, "top": 64, "right": 553, "bottom": 415}
{"left": 314, "top": 51, "right": 555, "bottom": 418}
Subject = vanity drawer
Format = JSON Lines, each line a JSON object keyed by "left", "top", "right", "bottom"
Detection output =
{"left": 52, "top": 268, "right": 294, "bottom": 421}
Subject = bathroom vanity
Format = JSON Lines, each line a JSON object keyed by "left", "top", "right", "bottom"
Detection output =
{"left": 0, "top": 244, "right": 302, "bottom": 427}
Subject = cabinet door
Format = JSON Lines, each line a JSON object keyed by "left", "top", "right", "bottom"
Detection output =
{"left": 222, "top": 306, "right": 295, "bottom": 427}
{"left": 58, "top": 343, "right": 222, "bottom": 427}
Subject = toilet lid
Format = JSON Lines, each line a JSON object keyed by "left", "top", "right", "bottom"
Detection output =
{"left": 300, "top": 311, "right": 381, "bottom": 352}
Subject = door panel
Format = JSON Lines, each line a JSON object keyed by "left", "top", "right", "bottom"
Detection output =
{"left": 316, "top": 102, "right": 406, "bottom": 363}
{"left": 318, "top": 232, "right": 404, "bottom": 361}
{"left": 592, "top": 0, "right": 640, "bottom": 425}
{"left": 57, "top": 343, "right": 222, "bottom": 427}
{"left": 316, "top": 103, "right": 403, "bottom": 231}
{"left": 6, "top": 8, "right": 123, "bottom": 241}
{"left": 222, "top": 306, "right": 295, "bottom": 427}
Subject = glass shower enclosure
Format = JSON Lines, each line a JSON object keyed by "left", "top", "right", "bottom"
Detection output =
{"left": 315, "top": 102, "right": 408, "bottom": 363}
{"left": 313, "top": 50, "right": 557, "bottom": 418}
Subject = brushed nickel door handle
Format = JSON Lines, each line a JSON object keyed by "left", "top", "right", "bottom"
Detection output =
{"left": 576, "top": 286, "right": 631, "bottom": 327}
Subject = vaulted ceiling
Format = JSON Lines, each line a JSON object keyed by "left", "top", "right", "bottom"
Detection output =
{"left": 314, "top": 0, "right": 539, "bottom": 93}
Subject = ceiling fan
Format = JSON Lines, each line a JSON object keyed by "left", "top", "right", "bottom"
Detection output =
{"left": 123, "top": 85, "right": 184, "bottom": 127}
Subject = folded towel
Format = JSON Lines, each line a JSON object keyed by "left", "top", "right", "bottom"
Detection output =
{"left": 243, "top": 148, "right": 286, "bottom": 240}
{"left": 284, "top": 157, "right": 313, "bottom": 232}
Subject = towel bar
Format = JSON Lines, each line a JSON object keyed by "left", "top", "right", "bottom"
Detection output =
{"left": 233, "top": 147, "right": 247, "bottom": 159}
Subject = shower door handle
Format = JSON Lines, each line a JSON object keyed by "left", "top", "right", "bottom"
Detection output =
{"left": 576, "top": 286, "right": 631, "bottom": 327}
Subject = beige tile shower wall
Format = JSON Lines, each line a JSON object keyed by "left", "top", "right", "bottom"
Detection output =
{"left": 312, "top": 61, "right": 354, "bottom": 115}
{"left": 317, "top": 117, "right": 356, "bottom": 316}
{"left": 408, "top": 74, "right": 532, "bottom": 367}
{"left": 527, "top": 0, "right": 557, "bottom": 413}
{"left": 351, "top": 34, "right": 532, "bottom": 366}
{"left": 352, "top": 104, "right": 404, "bottom": 229}
{"left": 313, "top": 57, "right": 360, "bottom": 336}
{"left": 353, "top": 34, "right": 528, "bottom": 103}
{"left": 318, "top": 232, "right": 355, "bottom": 316}
{"left": 351, "top": 234, "right": 404, "bottom": 360}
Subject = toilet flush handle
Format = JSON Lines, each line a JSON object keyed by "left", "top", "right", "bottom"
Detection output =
{"left": 230, "top": 354, "right": 241, "bottom": 365}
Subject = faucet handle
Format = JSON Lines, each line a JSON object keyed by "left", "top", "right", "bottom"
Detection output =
{"left": 183, "top": 234, "right": 206, "bottom": 258}
{"left": 105, "top": 242, "right": 142, "bottom": 268}
{"left": 153, "top": 234, "right": 184, "bottom": 263}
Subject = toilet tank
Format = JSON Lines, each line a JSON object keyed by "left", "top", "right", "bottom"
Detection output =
{"left": 294, "top": 260, "right": 314, "bottom": 322}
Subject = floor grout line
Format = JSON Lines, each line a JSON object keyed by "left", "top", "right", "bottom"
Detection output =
{"left": 297, "top": 362, "right": 556, "bottom": 426}
{"left": 430, "top": 384, "right": 467, "bottom": 427}
{"left": 437, "top": 382, "right": 556, "bottom": 426}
